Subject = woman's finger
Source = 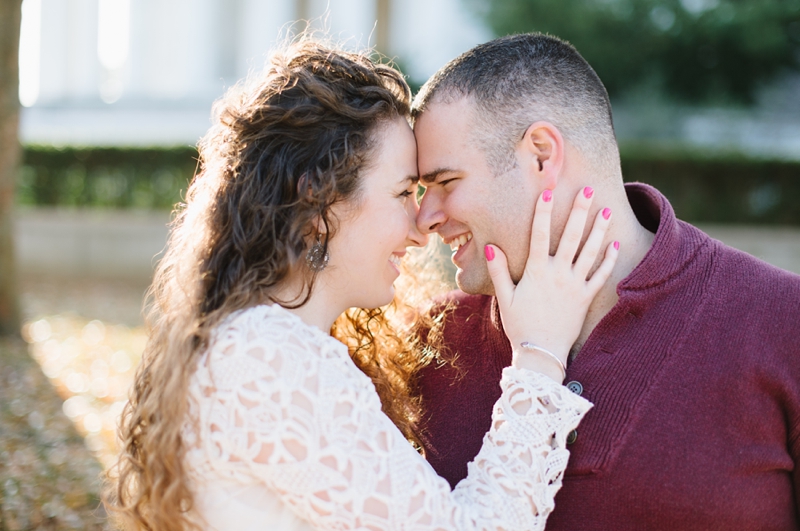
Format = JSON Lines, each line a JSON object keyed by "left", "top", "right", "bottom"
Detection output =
{"left": 554, "top": 186, "right": 593, "bottom": 265}
{"left": 484, "top": 244, "right": 514, "bottom": 310}
{"left": 586, "top": 241, "right": 619, "bottom": 294}
{"left": 574, "top": 206, "right": 612, "bottom": 279}
{"left": 527, "top": 189, "right": 553, "bottom": 268}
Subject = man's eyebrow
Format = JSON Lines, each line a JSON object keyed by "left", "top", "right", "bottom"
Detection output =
{"left": 420, "top": 168, "right": 458, "bottom": 185}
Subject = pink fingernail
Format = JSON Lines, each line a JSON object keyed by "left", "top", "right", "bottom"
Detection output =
{"left": 583, "top": 186, "right": 594, "bottom": 199}
{"left": 602, "top": 207, "right": 612, "bottom": 220}
{"left": 613, "top": 241, "right": 620, "bottom": 250}
{"left": 484, "top": 245, "right": 495, "bottom": 261}
{"left": 542, "top": 189, "right": 552, "bottom": 203}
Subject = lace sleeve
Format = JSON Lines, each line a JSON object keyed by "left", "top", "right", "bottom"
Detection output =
{"left": 197, "top": 307, "right": 591, "bottom": 531}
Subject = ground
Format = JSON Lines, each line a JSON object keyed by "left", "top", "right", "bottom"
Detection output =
{"left": 0, "top": 276, "right": 147, "bottom": 530}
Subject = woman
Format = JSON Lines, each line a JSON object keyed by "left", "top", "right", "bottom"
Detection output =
{"left": 108, "top": 39, "right": 618, "bottom": 530}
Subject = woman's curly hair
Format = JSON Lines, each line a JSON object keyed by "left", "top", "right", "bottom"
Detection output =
{"left": 106, "top": 38, "right": 450, "bottom": 531}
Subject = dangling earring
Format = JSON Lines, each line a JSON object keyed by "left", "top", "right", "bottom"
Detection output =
{"left": 305, "top": 235, "right": 329, "bottom": 272}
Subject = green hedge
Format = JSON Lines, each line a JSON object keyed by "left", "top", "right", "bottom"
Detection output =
{"left": 620, "top": 146, "right": 800, "bottom": 225}
{"left": 18, "top": 146, "right": 197, "bottom": 210}
{"left": 17, "top": 146, "right": 800, "bottom": 225}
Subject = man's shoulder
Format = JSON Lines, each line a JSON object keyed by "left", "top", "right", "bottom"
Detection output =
{"left": 689, "top": 228, "right": 800, "bottom": 330}
{"left": 704, "top": 232, "right": 800, "bottom": 294}
{"left": 433, "top": 290, "right": 494, "bottom": 321}
{"left": 418, "top": 290, "right": 498, "bottom": 348}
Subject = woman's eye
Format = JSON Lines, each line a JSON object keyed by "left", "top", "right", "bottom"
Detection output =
{"left": 399, "top": 189, "right": 414, "bottom": 199}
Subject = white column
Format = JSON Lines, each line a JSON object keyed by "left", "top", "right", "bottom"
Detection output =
{"left": 38, "top": 0, "right": 102, "bottom": 104}
{"left": 211, "top": 0, "right": 241, "bottom": 84}
{"left": 185, "top": 0, "right": 228, "bottom": 100}
{"left": 123, "top": 0, "right": 145, "bottom": 100}
{"left": 326, "top": 0, "right": 376, "bottom": 50}
{"left": 236, "top": 0, "right": 295, "bottom": 78}
{"left": 19, "top": 0, "right": 43, "bottom": 107}
{"left": 36, "top": 0, "right": 69, "bottom": 104}
{"left": 96, "top": 0, "right": 132, "bottom": 104}
{"left": 301, "top": 0, "right": 375, "bottom": 51}
{"left": 128, "top": 0, "right": 216, "bottom": 101}
{"left": 390, "top": 0, "right": 491, "bottom": 84}
{"left": 65, "top": 0, "right": 100, "bottom": 102}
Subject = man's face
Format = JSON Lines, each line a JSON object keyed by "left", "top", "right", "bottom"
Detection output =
{"left": 414, "top": 98, "right": 538, "bottom": 295}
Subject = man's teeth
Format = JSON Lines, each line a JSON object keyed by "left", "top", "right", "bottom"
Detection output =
{"left": 389, "top": 255, "right": 402, "bottom": 266}
{"left": 449, "top": 233, "right": 473, "bottom": 252}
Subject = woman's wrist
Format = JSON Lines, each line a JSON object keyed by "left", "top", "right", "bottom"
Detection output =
{"left": 511, "top": 343, "right": 568, "bottom": 383}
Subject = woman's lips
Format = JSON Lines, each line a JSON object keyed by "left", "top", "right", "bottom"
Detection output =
{"left": 388, "top": 254, "right": 402, "bottom": 274}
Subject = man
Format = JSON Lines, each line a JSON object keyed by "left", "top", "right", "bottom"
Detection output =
{"left": 412, "top": 33, "right": 800, "bottom": 530}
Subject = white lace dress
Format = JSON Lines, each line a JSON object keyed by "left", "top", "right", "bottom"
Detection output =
{"left": 184, "top": 304, "right": 591, "bottom": 531}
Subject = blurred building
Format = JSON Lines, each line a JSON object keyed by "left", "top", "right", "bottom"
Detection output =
{"left": 18, "top": 0, "right": 491, "bottom": 147}
{"left": 18, "top": 0, "right": 800, "bottom": 159}
{"left": 611, "top": 74, "right": 800, "bottom": 161}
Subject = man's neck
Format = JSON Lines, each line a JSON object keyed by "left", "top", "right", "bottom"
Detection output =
{"left": 574, "top": 198, "right": 655, "bottom": 355}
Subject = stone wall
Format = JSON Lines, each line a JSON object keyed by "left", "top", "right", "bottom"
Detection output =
{"left": 13, "top": 209, "right": 800, "bottom": 281}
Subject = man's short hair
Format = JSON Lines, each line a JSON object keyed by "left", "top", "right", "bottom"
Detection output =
{"left": 412, "top": 33, "right": 620, "bottom": 177}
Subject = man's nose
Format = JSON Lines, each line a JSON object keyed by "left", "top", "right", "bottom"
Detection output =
{"left": 405, "top": 198, "right": 428, "bottom": 247}
{"left": 416, "top": 190, "right": 447, "bottom": 234}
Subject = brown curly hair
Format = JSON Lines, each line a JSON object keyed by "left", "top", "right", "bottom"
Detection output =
{"left": 106, "top": 38, "right": 449, "bottom": 531}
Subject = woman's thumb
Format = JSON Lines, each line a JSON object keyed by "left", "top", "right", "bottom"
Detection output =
{"left": 484, "top": 244, "right": 514, "bottom": 307}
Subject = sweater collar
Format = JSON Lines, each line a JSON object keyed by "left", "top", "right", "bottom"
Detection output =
{"left": 616, "top": 182, "right": 709, "bottom": 314}
{"left": 486, "top": 183, "right": 708, "bottom": 330}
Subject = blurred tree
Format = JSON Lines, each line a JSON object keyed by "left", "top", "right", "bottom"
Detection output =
{"left": 467, "top": 0, "right": 800, "bottom": 103}
{"left": 0, "top": 0, "right": 22, "bottom": 336}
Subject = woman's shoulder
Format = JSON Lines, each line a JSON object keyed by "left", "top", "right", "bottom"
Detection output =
{"left": 203, "top": 305, "right": 350, "bottom": 386}
{"left": 214, "top": 305, "right": 341, "bottom": 354}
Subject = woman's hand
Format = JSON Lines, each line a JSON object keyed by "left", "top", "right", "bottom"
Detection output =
{"left": 485, "top": 186, "right": 618, "bottom": 382}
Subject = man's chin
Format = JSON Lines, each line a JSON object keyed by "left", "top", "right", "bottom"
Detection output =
{"left": 455, "top": 267, "right": 495, "bottom": 296}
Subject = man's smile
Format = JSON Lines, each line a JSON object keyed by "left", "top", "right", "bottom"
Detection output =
{"left": 444, "top": 232, "right": 473, "bottom": 252}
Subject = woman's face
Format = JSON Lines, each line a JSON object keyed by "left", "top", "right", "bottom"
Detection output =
{"left": 323, "top": 117, "right": 427, "bottom": 309}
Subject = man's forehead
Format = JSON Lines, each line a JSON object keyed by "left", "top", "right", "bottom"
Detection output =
{"left": 415, "top": 97, "right": 476, "bottom": 131}
{"left": 415, "top": 98, "right": 483, "bottom": 177}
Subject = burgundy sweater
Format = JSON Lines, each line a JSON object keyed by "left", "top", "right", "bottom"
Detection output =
{"left": 417, "top": 183, "right": 800, "bottom": 531}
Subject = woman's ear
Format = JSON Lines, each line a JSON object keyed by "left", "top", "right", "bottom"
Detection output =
{"left": 518, "top": 121, "right": 564, "bottom": 191}
{"left": 307, "top": 215, "right": 328, "bottom": 243}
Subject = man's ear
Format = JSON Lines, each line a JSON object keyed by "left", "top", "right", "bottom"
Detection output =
{"left": 518, "top": 121, "right": 564, "bottom": 190}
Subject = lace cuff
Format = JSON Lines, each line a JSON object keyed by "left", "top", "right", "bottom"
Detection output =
{"left": 450, "top": 368, "right": 591, "bottom": 530}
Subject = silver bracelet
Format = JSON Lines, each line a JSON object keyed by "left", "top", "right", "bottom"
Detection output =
{"left": 518, "top": 342, "right": 567, "bottom": 380}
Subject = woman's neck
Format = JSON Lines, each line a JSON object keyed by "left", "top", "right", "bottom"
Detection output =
{"left": 272, "top": 272, "right": 344, "bottom": 334}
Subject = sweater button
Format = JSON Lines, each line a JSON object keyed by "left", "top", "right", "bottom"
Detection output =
{"left": 567, "top": 429, "right": 578, "bottom": 445}
{"left": 566, "top": 380, "right": 583, "bottom": 395}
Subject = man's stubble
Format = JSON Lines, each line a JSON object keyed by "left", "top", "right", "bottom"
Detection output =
{"left": 454, "top": 167, "right": 534, "bottom": 297}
